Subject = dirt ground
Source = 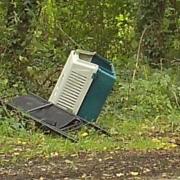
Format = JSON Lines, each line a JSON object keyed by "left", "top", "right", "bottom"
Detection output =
{"left": 0, "top": 149, "right": 180, "bottom": 180}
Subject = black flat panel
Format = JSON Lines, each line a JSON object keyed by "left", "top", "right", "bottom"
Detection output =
{"left": 6, "top": 94, "right": 110, "bottom": 141}
{"left": 9, "top": 94, "right": 81, "bottom": 129}
{"left": 9, "top": 94, "right": 47, "bottom": 111}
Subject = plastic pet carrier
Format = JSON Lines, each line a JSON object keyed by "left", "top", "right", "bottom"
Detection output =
{"left": 49, "top": 50, "right": 116, "bottom": 122}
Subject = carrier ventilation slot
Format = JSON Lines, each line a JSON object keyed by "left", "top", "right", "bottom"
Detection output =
{"left": 56, "top": 71, "right": 87, "bottom": 112}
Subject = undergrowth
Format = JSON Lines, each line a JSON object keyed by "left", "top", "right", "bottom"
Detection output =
{"left": 0, "top": 58, "right": 180, "bottom": 165}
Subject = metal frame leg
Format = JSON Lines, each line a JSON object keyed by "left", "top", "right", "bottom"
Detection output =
{"left": 80, "top": 118, "right": 111, "bottom": 136}
{"left": 27, "top": 103, "right": 53, "bottom": 113}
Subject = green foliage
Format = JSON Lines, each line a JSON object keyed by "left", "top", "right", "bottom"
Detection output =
{"left": 0, "top": 0, "right": 179, "bottom": 91}
{"left": 137, "top": 0, "right": 179, "bottom": 65}
{"left": 0, "top": 0, "right": 179, "bottom": 161}
{"left": 105, "top": 63, "right": 180, "bottom": 120}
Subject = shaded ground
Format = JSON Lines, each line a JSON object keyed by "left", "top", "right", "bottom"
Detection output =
{"left": 0, "top": 148, "right": 180, "bottom": 180}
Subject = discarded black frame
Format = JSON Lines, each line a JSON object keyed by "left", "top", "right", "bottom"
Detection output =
{"left": 1, "top": 93, "right": 110, "bottom": 142}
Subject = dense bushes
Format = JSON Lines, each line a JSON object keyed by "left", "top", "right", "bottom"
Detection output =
{"left": 0, "top": 0, "right": 179, "bottom": 122}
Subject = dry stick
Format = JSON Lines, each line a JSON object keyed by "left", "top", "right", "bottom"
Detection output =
{"left": 173, "top": 91, "right": 180, "bottom": 108}
{"left": 160, "top": 58, "right": 163, "bottom": 72}
{"left": 37, "top": 27, "right": 84, "bottom": 90}
{"left": 0, "top": 99, "right": 11, "bottom": 118}
{"left": 40, "top": 26, "right": 85, "bottom": 87}
{"left": 38, "top": 26, "right": 85, "bottom": 88}
{"left": 132, "top": 26, "right": 149, "bottom": 81}
{"left": 59, "top": 26, "right": 85, "bottom": 49}
{"left": 127, "top": 26, "right": 150, "bottom": 101}
{"left": 0, "top": 70, "right": 5, "bottom": 78}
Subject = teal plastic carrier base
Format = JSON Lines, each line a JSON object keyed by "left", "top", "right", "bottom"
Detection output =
{"left": 77, "top": 54, "right": 116, "bottom": 122}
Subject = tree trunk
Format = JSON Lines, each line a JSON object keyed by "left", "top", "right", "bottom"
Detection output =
{"left": 137, "top": 0, "right": 166, "bottom": 65}
{"left": 4, "top": 0, "right": 42, "bottom": 86}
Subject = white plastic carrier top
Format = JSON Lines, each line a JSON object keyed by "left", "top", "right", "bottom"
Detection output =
{"left": 49, "top": 49, "right": 98, "bottom": 114}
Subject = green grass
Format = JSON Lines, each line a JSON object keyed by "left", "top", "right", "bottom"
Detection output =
{"left": 0, "top": 64, "right": 180, "bottom": 165}
{"left": 0, "top": 113, "right": 179, "bottom": 165}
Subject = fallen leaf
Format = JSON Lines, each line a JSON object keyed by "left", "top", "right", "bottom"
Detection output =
{"left": 50, "top": 152, "right": 59, "bottom": 157}
{"left": 65, "top": 159, "right": 73, "bottom": 164}
{"left": 143, "top": 168, "right": 151, "bottom": 173}
{"left": 162, "top": 173, "right": 167, "bottom": 177}
{"left": 152, "top": 138, "right": 160, "bottom": 143}
{"left": 103, "top": 147, "right": 107, "bottom": 150}
{"left": 82, "top": 173, "right": 87, "bottom": 178}
{"left": 22, "top": 141, "right": 27, "bottom": 145}
{"left": 81, "top": 132, "right": 88, "bottom": 137}
{"left": 170, "top": 143, "right": 178, "bottom": 148}
{"left": 13, "top": 152, "right": 20, "bottom": 156}
{"left": 103, "top": 173, "right": 111, "bottom": 177}
{"left": 116, "top": 173, "right": 124, "bottom": 177}
{"left": 130, "top": 171, "right": 139, "bottom": 176}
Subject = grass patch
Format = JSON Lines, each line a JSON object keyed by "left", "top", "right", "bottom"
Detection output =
{"left": 0, "top": 113, "right": 179, "bottom": 165}
{"left": 0, "top": 65, "right": 180, "bottom": 165}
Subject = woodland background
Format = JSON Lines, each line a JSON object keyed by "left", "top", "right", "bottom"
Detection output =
{"left": 0, "top": 0, "right": 180, "bottom": 158}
